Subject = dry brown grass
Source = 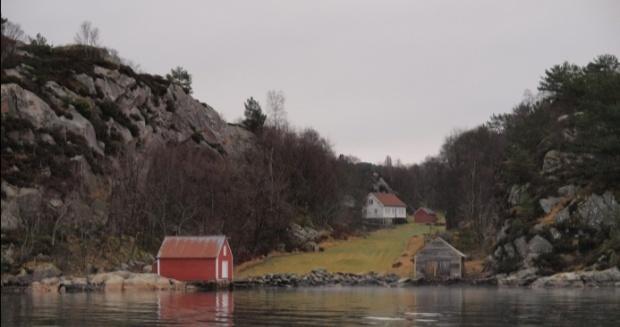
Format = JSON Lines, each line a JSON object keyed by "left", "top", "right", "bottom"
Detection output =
{"left": 538, "top": 197, "right": 571, "bottom": 226}
{"left": 389, "top": 235, "right": 426, "bottom": 276}
{"left": 464, "top": 259, "right": 485, "bottom": 278}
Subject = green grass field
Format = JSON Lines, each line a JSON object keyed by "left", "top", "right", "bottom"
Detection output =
{"left": 236, "top": 222, "right": 440, "bottom": 278}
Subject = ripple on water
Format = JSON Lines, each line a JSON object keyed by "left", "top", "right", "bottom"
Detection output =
{"left": 1, "top": 286, "right": 619, "bottom": 326}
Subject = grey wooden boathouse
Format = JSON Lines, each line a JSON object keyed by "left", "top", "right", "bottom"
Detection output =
{"left": 414, "top": 237, "right": 466, "bottom": 280}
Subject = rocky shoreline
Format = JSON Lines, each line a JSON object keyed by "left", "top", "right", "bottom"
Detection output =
{"left": 2, "top": 267, "right": 618, "bottom": 294}
{"left": 2, "top": 270, "right": 187, "bottom": 293}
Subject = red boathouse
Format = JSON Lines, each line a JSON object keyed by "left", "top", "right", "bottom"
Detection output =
{"left": 155, "top": 236, "right": 233, "bottom": 282}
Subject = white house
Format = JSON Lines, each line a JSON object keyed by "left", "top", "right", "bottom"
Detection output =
{"left": 363, "top": 192, "right": 407, "bottom": 225}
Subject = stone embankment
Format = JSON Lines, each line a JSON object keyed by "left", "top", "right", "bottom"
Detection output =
{"left": 236, "top": 268, "right": 438, "bottom": 288}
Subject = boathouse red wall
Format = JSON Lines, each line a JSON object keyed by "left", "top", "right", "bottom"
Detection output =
{"left": 413, "top": 208, "right": 438, "bottom": 224}
{"left": 156, "top": 236, "right": 233, "bottom": 282}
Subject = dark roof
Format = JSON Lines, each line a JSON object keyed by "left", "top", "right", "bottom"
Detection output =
{"left": 157, "top": 236, "right": 227, "bottom": 259}
{"left": 415, "top": 237, "right": 467, "bottom": 258}
{"left": 371, "top": 192, "right": 406, "bottom": 207}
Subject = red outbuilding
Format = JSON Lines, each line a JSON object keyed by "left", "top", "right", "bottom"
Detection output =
{"left": 413, "top": 207, "right": 438, "bottom": 224}
{"left": 155, "top": 235, "right": 233, "bottom": 282}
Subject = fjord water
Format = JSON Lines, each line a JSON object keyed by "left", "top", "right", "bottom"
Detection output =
{"left": 2, "top": 287, "right": 619, "bottom": 326}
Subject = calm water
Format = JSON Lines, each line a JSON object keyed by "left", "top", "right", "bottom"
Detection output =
{"left": 2, "top": 286, "right": 619, "bottom": 326}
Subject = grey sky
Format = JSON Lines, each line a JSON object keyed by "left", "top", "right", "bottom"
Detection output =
{"left": 3, "top": 1, "right": 619, "bottom": 164}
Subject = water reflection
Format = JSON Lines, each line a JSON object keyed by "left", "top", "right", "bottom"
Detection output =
{"left": 1, "top": 287, "right": 619, "bottom": 326}
{"left": 158, "top": 291, "right": 234, "bottom": 325}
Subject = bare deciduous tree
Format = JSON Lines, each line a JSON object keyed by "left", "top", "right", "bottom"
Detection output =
{"left": 266, "top": 90, "right": 287, "bottom": 128}
{"left": 74, "top": 21, "right": 100, "bottom": 47}
{"left": 1, "top": 19, "right": 25, "bottom": 41}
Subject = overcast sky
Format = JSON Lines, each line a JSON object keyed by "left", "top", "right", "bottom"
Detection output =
{"left": 3, "top": 1, "right": 619, "bottom": 164}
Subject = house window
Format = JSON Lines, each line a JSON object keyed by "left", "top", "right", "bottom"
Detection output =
{"left": 368, "top": 199, "right": 373, "bottom": 205}
{"left": 223, "top": 246, "right": 227, "bottom": 256}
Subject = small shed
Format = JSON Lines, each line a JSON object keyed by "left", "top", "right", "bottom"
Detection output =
{"left": 413, "top": 207, "right": 438, "bottom": 224}
{"left": 155, "top": 235, "right": 233, "bottom": 282}
{"left": 414, "top": 237, "right": 466, "bottom": 280}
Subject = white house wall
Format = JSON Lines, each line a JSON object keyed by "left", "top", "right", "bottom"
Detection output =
{"left": 364, "top": 194, "right": 407, "bottom": 219}
{"left": 364, "top": 194, "right": 385, "bottom": 219}
{"left": 382, "top": 206, "right": 406, "bottom": 218}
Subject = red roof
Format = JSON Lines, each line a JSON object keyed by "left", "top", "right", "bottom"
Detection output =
{"left": 415, "top": 207, "right": 436, "bottom": 216}
{"left": 371, "top": 193, "right": 406, "bottom": 207}
{"left": 157, "top": 236, "right": 226, "bottom": 259}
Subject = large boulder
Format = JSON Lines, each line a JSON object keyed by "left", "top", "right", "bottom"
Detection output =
{"left": 528, "top": 235, "right": 553, "bottom": 255}
{"left": 31, "top": 276, "right": 62, "bottom": 293}
{"left": 497, "top": 268, "right": 539, "bottom": 287}
{"left": 530, "top": 271, "right": 584, "bottom": 288}
{"left": 503, "top": 243, "right": 516, "bottom": 259}
{"left": 1, "top": 184, "right": 42, "bottom": 232}
{"left": 577, "top": 192, "right": 619, "bottom": 230}
{"left": 513, "top": 236, "right": 529, "bottom": 258}
{"left": 288, "top": 223, "right": 321, "bottom": 250}
{"left": 26, "top": 262, "right": 62, "bottom": 281}
{"left": 524, "top": 235, "right": 553, "bottom": 268}
{"left": 531, "top": 267, "right": 620, "bottom": 288}
{"left": 1, "top": 83, "right": 58, "bottom": 129}
{"left": 542, "top": 150, "right": 593, "bottom": 177}
{"left": 508, "top": 184, "right": 529, "bottom": 206}
{"left": 122, "top": 273, "right": 181, "bottom": 291}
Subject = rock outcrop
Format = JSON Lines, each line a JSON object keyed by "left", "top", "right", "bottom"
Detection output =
{"left": 287, "top": 223, "right": 327, "bottom": 252}
{"left": 530, "top": 267, "right": 620, "bottom": 288}
{"left": 1, "top": 45, "right": 258, "bottom": 276}
{"left": 27, "top": 271, "right": 186, "bottom": 293}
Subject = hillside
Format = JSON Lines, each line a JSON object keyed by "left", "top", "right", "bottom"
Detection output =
{"left": 0, "top": 38, "right": 370, "bottom": 277}
{"left": 373, "top": 55, "right": 620, "bottom": 283}
{"left": 0, "top": 42, "right": 256, "bottom": 272}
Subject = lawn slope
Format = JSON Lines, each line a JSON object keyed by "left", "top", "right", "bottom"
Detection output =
{"left": 236, "top": 222, "right": 441, "bottom": 278}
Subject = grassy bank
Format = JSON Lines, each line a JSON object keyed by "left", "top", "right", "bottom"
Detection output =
{"left": 236, "top": 222, "right": 442, "bottom": 278}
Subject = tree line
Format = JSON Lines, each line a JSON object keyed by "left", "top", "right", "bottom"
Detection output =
{"left": 376, "top": 54, "right": 619, "bottom": 247}
{"left": 106, "top": 95, "right": 371, "bottom": 261}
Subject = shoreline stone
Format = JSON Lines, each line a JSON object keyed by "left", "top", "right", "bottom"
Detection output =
{"left": 530, "top": 267, "right": 620, "bottom": 288}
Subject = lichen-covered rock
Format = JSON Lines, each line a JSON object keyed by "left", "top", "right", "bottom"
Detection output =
{"left": 497, "top": 268, "right": 539, "bottom": 287}
{"left": 27, "top": 262, "right": 62, "bottom": 281}
{"left": 508, "top": 184, "right": 529, "bottom": 206}
{"left": 531, "top": 267, "right": 620, "bottom": 288}
{"left": 503, "top": 243, "right": 516, "bottom": 259}
{"left": 74, "top": 73, "right": 96, "bottom": 95}
{"left": 542, "top": 150, "right": 593, "bottom": 178}
{"left": 288, "top": 223, "right": 321, "bottom": 251}
{"left": 514, "top": 236, "right": 528, "bottom": 258}
{"left": 1, "top": 184, "right": 42, "bottom": 231}
{"left": 577, "top": 192, "right": 619, "bottom": 230}
{"left": 528, "top": 235, "right": 553, "bottom": 255}
{"left": 1, "top": 83, "right": 58, "bottom": 129}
